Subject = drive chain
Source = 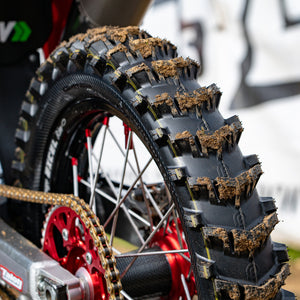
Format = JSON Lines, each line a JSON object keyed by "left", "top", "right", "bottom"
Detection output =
{"left": 0, "top": 285, "right": 15, "bottom": 300}
{"left": 0, "top": 184, "right": 123, "bottom": 300}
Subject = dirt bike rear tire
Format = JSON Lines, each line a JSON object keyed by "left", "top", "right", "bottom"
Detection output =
{"left": 11, "top": 26, "right": 294, "bottom": 299}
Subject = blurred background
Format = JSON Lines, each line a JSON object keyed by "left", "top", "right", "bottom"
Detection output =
{"left": 142, "top": 0, "right": 300, "bottom": 295}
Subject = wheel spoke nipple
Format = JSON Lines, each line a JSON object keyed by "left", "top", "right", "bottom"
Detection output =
{"left": 72, "top": 157, "right": 78, "bottom": 166}
{"left": 102, "top": 116, "right": 110, "bottom": 126}
{"left": 123, "top": 122, "right": 133, "bottom": 149}
{"left": 85, "top": 129, "right": 91, "bottom": 138}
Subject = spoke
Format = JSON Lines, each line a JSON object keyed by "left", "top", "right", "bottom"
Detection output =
{"left": 181, "top": 274, "right": 191, "bottom": 300}
{"left": 132, "top": 144, "right": 154, "bottom": 230}
{"left": 107, "top": 127, "right": 137, "bottom": 174}
{"left": 187, "top": 265, "right": 193, "bottom": 281}
{"left": 172, "top": 210, "right": 184, "bottom": 249}
{"left": 132, "top": 144, "right": 163, "bottom": 220}
{"left": 86, "top": 129, "right": 96, "bottom": 212}
{"left": 137, "top": 203, "right": 175, "bottom": 253}
{"left": 121, "top": 290, "right": 134, "bottom": 300}
{"left": 110, "top": 130, "right": 132, "bottom": 246}
{"left": 163, "top": 214, "right": 171, "bottom": 236}
{"left": 99, "top": 167, "right": 145, "bottom": 244}
{"left": 164, "top": 186, "right": 174, "bottom": 234}
{"left": 71, "top": 158, "right": 79, "bottom": 197}
{"left": 112, "top": 246, "right": 121, "bottom": 255}
{"left": 178, "top": 253, "right": 191, "bottom": 263}
{"left": 122, "top": 207, "right": 145, "bottom": 244}
{"left": 79, "top": 178, "right": 152, "bottom": 227}
{"left": 196, "top": 253, "right": 214, "bottom": 264}
{"left": 101, "top": 170, "right": 118, "bottom": 198}
{"left": 109, "top": 126, "right": 164, "bottom": 219}
{"left": 80, "top": 177, "right": 117, "bottom": 203}
{"left": 93, "top": 148, "right": 145, "bottom": 241}
{"left": 103, "top": 157, "right": 153, "bottom": 229}
{"left": 89, "top": 121, "right": 108, "bottom": 210}
{"left": 115, "top": 249, "right": 188, "bottom": 258}
{"left": 144, "top": 186, "right": 164, "bottom": 220}
{"left": 120, "top": 203, "right": 175, "bottom": 279}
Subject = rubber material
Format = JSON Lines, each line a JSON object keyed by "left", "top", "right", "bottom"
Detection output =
{"left": 11, "top": 26, "right": 294, "bottom": 299}
{"left": 116, "top": 246, "right": 172, "bottom": 298}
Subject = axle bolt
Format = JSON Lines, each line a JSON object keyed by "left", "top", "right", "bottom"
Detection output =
{"left": 37, "top": 280, "right": 45, "bottom": 292}
{"left": 86, "top": 252, "right": 92, "bottom": 265}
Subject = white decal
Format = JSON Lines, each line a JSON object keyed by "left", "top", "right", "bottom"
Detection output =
{"left": 44, "top": 139, "right": 58, "bottom": 179}
{"left": 55, "top": 118, "right": 66, "bottom": 140}
{"left": 0, "top": 21, "right": 16, "bottom": 43}
{"left": 0, "top": 265, "right": 23, "bottom": 291}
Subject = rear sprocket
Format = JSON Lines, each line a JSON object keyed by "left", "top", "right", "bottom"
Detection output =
{"left": 41, "top": 205, "right": 197, "bottom": 299}
{"left": 42, "top": 205, "right": 110, "bottom": 299}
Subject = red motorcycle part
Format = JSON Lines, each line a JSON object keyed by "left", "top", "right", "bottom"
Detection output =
{"left": 151, "top": 220, "right": 196, "bottom": 300}
{"left": 42, "top": 206, "right": 109, "bottom": 299}
{"left": 42, "top": 206, "right": 196, "bottom": 299}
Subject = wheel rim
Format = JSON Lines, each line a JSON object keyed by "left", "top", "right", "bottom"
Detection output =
{"left": 42, "top": 105, "right": 196, "bottom": 299}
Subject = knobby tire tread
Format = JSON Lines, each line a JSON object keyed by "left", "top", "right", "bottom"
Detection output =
{"left": 11, "top": 26, "right": 293, "bottom": 300}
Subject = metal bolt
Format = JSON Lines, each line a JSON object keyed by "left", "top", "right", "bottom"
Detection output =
{"left": 86, "top": 252, "right": 92, "bottom": 265}
{"left": 62, "top": 229, "right": 69, "bottom": 241}
{"left": 37, "top": 280, "right": 46, "bottom": 292}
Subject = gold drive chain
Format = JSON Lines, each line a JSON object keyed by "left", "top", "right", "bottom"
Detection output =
{"left": 0, "top": 184, "right": 123, "bottom": 300}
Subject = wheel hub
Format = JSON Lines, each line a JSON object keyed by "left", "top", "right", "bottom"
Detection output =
{"left": 150, "top": 220, "right": 196, "bottom": 299}
{"left": 42, "top": 206, "right": 196, "bottom": 299}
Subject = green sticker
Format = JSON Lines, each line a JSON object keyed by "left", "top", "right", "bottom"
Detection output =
{"left": 11, "top": 21, "right": 31, "bottom": 42}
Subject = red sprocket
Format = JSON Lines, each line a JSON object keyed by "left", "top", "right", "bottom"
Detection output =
{"left": 42, "top": 206, "right": 196, "bottom": 299}
{"left": 42, "top": 206, "right": 109, "bottom": 299}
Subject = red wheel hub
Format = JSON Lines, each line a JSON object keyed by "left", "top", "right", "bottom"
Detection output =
{"left": 151, "top": 220, "right": 196, "bottom": 299}
{"left": 42, "top": 206, "right": 109, "bottom": 300}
